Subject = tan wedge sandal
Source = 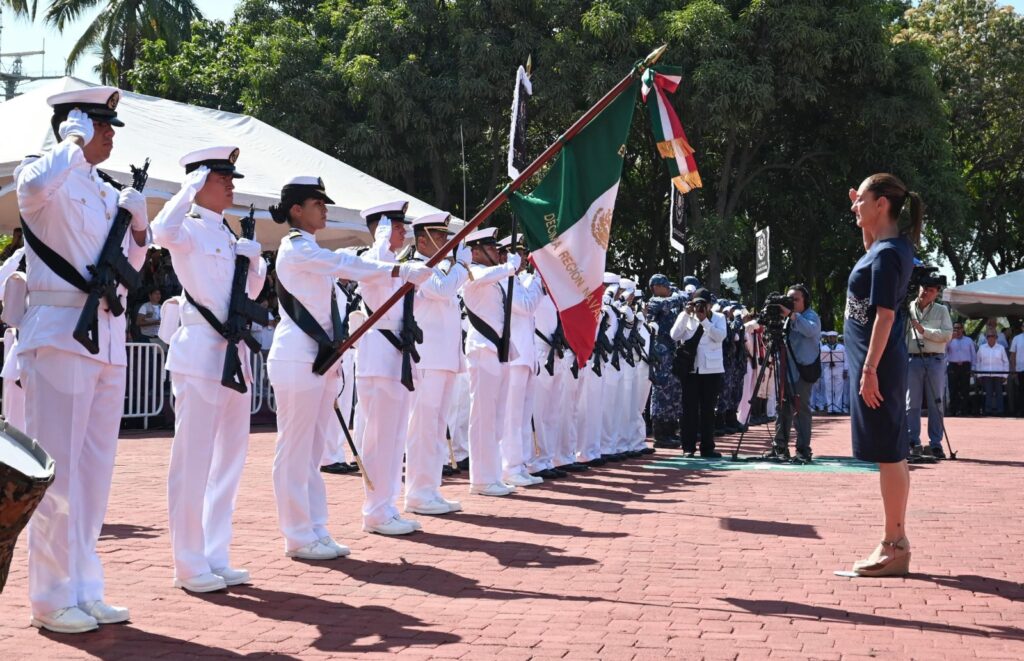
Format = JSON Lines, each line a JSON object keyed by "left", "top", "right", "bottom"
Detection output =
{"left": 854, "top": 537, "right": 911, "bottom": 577}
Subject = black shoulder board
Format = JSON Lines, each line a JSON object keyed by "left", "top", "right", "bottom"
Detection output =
{"left": 287, "top": 229, "right": 303, "bottom": 240}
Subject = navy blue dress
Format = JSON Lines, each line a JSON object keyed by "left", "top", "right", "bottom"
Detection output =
{"left": 843, "top": 237, "right": 914, "bottom": 463}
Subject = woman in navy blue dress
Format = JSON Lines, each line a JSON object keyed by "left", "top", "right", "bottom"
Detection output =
{"left": 844, "top": 174, "right": 921, "bottom": 577}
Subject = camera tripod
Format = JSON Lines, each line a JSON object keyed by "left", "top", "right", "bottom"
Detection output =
{"left": 729, "top": 327, "right": 801, "bottom": 461}
{"left": 908, "top": 318, "right": 958, "bottom": 460}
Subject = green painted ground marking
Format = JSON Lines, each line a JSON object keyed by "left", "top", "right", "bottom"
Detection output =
{"left": 646, "top": 455, "right": 879, "bottom": 473}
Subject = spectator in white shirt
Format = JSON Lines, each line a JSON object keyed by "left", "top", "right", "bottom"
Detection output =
{"left": 976, "top": 317, "right": 1008, "bottom": 350}
{"left": 975, "top": 332, "right": 1010, "bottom": 415}
{"left": 136, "top": 288, "right": 166, "bottom": 350}
{"left": 1010, "top": 329, "right": 1024, "bottom": 417}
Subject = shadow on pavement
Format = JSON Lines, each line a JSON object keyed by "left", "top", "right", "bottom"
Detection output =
{"left": 99, "top": 524, "right": 163, "bottom": 541}
{"left": 197, "top": 584, "right": 460, "bottom": 654}
{"left": 391, "top": 530, "right": 599, "bottom": 568}
{"left": 719, "top": 517, "right": 821, "bottom": 539}
{"left": 38, "top": 625, "right": 299, "bottom": 660}
{"left": 723, "top": 597, "right": 1024, "bottom": 641}
{"left": 914, "top": 573, "right": 1024, "bottom": 602}
{"left": 449, "top": 512, "right": 628, "bottom": 538}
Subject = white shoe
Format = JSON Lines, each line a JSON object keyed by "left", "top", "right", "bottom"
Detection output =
{"left": 397, "top": 515, "right": 422, "bottom": 531}
{"left": 30, "top": 607, "right": 99, "bottom": 634}
{"left": 406, "top": 498, "right": 462, "bottom": 515}
{"left": 470, "top": 482, "right": 516, "bottom": 497}
{"left": 174, "top": 572, "right": 228, "bottom": 593}
{"left": 363, "top": 517, "right": 416, "bottom": 536}
{"left": 77, "top": 600, "right": 129, "bottom": 624}
{"left": 504, "top": 472, "right": 537, "bottom": 487}
{"left": 285, "top": 541, "right": 339, "bottom": 560}
{"left": 319, "top": 536, "right": 351, "bottom": 557}
{"left": 211, "top": 567, "right": 251, "bottom": 586}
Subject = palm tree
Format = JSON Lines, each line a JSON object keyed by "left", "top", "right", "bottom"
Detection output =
{"left": 43, "top": 0, "right": 203, "bottom": 89}
{"left": 0, "top": 1, "right": 39, "bottom": 17}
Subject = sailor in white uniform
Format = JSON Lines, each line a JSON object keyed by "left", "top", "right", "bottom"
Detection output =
{"left": 403, "top": 212, "right": 471, "bottom": 515}
{"left": 15, "top": 87, "right": 149, "bottom": 633}
{"left": 268, "top": 181, "right": 433, "bottom": 557}
{"left": 151, "top": 146, "right": 266, "bottom": 593}
{"left": 461, "top": 228, "right": 522, "bottom": 496}
{"left": 0, "top": 245, "right": 28, "bottom": 429}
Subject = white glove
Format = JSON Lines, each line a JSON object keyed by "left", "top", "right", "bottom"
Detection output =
{"left": 373, "top": 217, "right": 392, "bottom": 247}
{"left": 59, "top": 108, "right": 94, "bottom": 144}
{"left": 399, "top": 262, "right": 436, "bottom": 285}
{"left": 455, "top": 242, "right": 472, "bottom": 265}
{"left": 508, "top": 253, "right": 522, "bottom": 272}
{"left": 235, "top": 237, "right": 262, "bottom": 259}
{"left": 183, "top": 166, "right": 210, "bottom": 194}
{"left": 119, "top": 187, "right": 149, "bottom": 231}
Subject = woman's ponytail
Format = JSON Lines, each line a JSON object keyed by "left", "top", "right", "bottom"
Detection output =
{"left": 269, "top": 203, "right": 290, "bottom": 225}
{"left": 903, "top": 191, "right": 924, "bottom": 246}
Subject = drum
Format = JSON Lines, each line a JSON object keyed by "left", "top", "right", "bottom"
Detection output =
{"left": 0, "top": 417, "right": 54, "bottom": 593}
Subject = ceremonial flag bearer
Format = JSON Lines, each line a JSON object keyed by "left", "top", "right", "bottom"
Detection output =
{"left": 15, "top": 86, "right": 149, "bottom": 633}
{"left": 151, "top": 146, "right": 266, "bottom": 593}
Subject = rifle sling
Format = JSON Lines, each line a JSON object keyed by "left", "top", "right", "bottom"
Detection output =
{"left": 20, "top": 216, "right": 91, "bottom": 293}
{"left": 276, "top": 279, "right": 342, "bottom": 351}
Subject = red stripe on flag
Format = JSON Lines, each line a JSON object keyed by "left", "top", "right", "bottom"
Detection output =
{"left": 559, "top": 286, "right": 605, "bottom": 366}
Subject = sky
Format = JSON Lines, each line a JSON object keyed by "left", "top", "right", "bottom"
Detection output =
{"left": 0, "top": 1, "right": 240, "bottom": 95}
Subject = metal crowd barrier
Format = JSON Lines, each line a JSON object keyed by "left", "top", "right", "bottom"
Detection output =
{"left": 124, "top": 342, "right": 166, "bottom": 429}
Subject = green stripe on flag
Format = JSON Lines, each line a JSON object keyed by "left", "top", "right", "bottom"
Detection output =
{"left": 509, "top": 81, "right": 639, "bottom": 251}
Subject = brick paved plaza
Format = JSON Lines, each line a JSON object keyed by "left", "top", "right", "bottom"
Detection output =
{"left": 1, "top": 416, "right": 1022, "bottom": 660}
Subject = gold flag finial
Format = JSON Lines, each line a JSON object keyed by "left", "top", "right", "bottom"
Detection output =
{"left": 526, "top": 54, "right": 532, "bottom": 77}
{"left": 645, "top": 44, "right": 668, "bottom": 67}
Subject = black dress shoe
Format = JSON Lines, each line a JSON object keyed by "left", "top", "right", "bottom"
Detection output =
{"left": 700, "top": 451, "right": 723, "bottom": 459}
{"left": 347, "top": 462, "right": 360, "bottom": 473}
{"left": 320, "top": 462, "right": 352, "bottom": 474}
{"left": 456, "top": 457, "right": 469, "bottom": 470}
{"left": 558, "top": 463, "right": 589, "bottom": 472}
{"left": 441, "top": 464, "right": 457, "bottom": 477}
{"left": 586, "top": 457, "right": 607, "bottom": 467}
{"left": 551, "top": 467, "right": 569, "bottom": 478}
{"left": 683, "top": 451, "right": 697, "bottom": 458}
{"left": 640, "top": 447, "right": 656, "bottom": 455}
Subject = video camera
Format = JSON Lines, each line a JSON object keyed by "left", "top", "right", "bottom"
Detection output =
{"left": 757, "top": 292, "right": 794, "bottom": 337}
{"left": 906, "top": 264, "right": 947, "bottom": 304}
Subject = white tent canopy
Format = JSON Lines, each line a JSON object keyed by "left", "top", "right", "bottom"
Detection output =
{"left": 0, "top": 77, "right": 459, "bottom": 249}
{"left": 944, "top": 269, "right": 1024, "bottom": 318}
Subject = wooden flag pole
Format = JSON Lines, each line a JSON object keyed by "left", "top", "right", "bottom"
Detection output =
{"left": 334, "top": 45, "right": 667, "bottom": 357}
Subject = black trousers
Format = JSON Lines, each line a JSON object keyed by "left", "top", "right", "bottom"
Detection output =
{"left": 947, "top": 362, "right": 972, "bottom": 416}
{"left": 681, "top": 372, "right": 723, "bottom": 454}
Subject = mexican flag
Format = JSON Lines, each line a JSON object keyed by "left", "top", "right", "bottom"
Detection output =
{"left": 509, "top": 81, "right": 639, "bottom": 365}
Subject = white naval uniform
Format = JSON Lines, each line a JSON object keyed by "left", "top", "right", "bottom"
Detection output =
{"left": 354, "top": 235, "right": 417, "bottom": 528}
{"left": 0, "top": 247, "right": 27, "bottom": 429}
{"left": 445, "top": 317, "right": 471, "bottom": 463}
{"left": 462, "top": 259, "right": 519, "bottom": 488}
{"left": 554, "top": 349, "right": 583, "bottom": 468}
{"left": 612, "top": 303, "right": 637, "bottom": 453}
{"left": 599, "top": 305, "right": 623, "bottom": 455}
{"left": 405, "top": 251, "right": 469, "bottom": 508}
{"left": 269, "top": 230, "right": 394, "bottom": 551}
{"left": 500, "top": 271, "right": 542, "bottom": 481}
{"left": 528, "top": 288, "right": 564, "bottom": 474}
{"left": 15, "top": 141, "right": 149, "bottom": 616}
{"left": 321, "top": 284, "right": 357, "bottom": 467}
{"left": 575, "top": 325, "right": 605, "bottom": 463}
{"left": 151, "top": 201, "right": 267, "bottom": 582}
{"left": 629, "top": 311, "right": 653, "bottom": 451}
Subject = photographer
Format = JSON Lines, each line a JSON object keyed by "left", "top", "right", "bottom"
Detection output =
{"left": 670, "top": 288, "right": 727, "bottom": 458}
{"left": 905, "top": 280, "right": 952, "bottom": 459}
{"left": 770, "top": 285, "right": 822, "bottom": 463}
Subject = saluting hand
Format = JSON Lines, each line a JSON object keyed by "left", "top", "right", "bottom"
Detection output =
{"left": 58, "top": 108, "right": 94, "bottom": 144}
{"left": 183, "top": 165, "right": 211, "bottom": 194}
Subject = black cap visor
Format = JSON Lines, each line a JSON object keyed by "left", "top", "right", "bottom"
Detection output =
{"left": 186, "top": 159, "right": 245, "bottom": 179}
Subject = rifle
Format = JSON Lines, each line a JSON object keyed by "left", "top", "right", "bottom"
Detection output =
{"left": 220, "top": 205, "right": 271, "bottom": 393}
{"left": 397, "top": 290, "right": 423, "bottom": 391}
{"left": 612, "top": 309, "right": 634, "bottom": 368}
{"left": 627, "top": 318, "right": 648, "bottom": 363}
{"left": 72, "top": 160, "right": 150, "bottom": 354}
{"left": 592, "top": 313, "right": 612, "bottom": 376}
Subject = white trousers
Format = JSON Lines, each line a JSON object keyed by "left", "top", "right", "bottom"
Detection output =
{"left": 355, "top": 376, "right": 409, "bottom": 527}
{"left": 466, "top": 349, "right": 509, "bottom": 487}
{"left": 446, "top": 371, "right": 470, "bottom": 462}
{"left": 321, "top": 352, "right": 355, "bottom": 465}
{"left": 269, "top": 359, "right": 340, "bottom": 551}
{"left": 631, "top": 362, "right": 652, "bottom": 451}
{"left": 406, "top": 368, "right": 455, "bottom": 507}
{"left": 527, "top": 364, "right": 561, "bottom": 473}
{"left": 616, "top": 364, "right": 636, "bottom": 453}
{"left": 168, "top": 372, "right": 249, "bottom": 580}
{"left": 23, "top": 347, "right": 123, "bottom": 616}
{"left": 501, "top": 365, "right": 534, "bottom": 479}
{"left": 554, "top": 368, "right": 582, "bottom": 467}
{"left": 576, "top": 367, "right": 604, "bottom": 462}
{"left": 600, "top": 366, "right": 623, "bottom": 455}
{"left": 2, "top": 330, "right": 25, "bottom": 430}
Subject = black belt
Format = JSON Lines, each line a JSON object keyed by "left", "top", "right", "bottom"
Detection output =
{"left": 910, "top": 352, "right": 943, "bottom": 358}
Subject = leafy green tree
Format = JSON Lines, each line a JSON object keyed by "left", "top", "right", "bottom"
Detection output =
{"left": 904, "top": 0, "right": 1024, "bottom": 282}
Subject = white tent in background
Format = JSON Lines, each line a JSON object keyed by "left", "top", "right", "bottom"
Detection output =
{"left": 0, "top": 77, "right": 459, "bottom": 249}
{"left": 944, "top": 269, "right": 1024, "bottom": 318}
